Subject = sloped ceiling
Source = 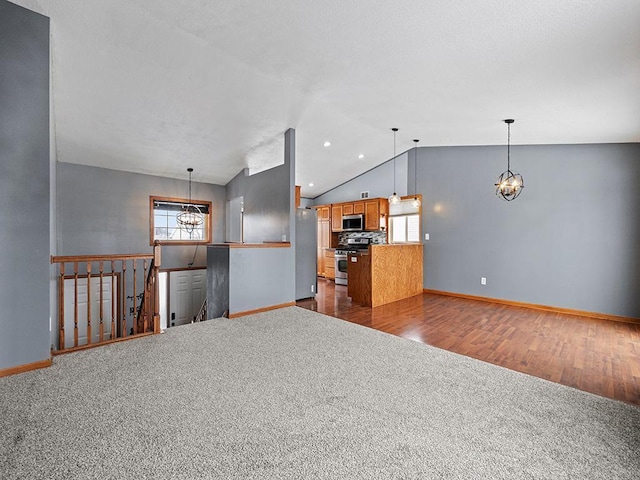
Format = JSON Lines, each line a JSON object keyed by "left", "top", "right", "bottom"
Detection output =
{"left": 9, "top": 0, "right": 640, "bottom": 197}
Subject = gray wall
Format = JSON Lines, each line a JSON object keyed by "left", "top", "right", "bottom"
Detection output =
{"left": 225, "top": 130, "right": 294, "bottom": 244}
{"left": 207, "top": 128, "right": 297, "bottom": 316}
{"left": 229, "top": 247, "right": 294, "bottom": 313}
{"left": 310, "top": 141, "right": 640, "bottom": 319}
{"left": 0, "top": 1, "right": 50, "bottom": 370}
{"left": 57, "top": 163, "right": 226, "bottom": 269}
{"left": 313, "top": 152, "right": 408, "bottom": 205}
{"left": 419, "top": 143, "right": 640, "bottom": 319}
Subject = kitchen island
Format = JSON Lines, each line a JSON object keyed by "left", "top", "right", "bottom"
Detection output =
{"left": 347, "top": 244, "right": 423, "bottom": 307}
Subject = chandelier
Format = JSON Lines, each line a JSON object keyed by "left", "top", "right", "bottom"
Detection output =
{"left": 388, "top": 128, "right": 400, "bottom": 205}
{"left": 176, "top": 168, "right": 203, "bottom": 234}
{"left": 495, "top": 119, "right": 524, "bottom": 201}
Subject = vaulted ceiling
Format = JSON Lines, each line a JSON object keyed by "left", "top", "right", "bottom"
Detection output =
{"left": 9, "top": 0, "right": 640, "bottom": 197}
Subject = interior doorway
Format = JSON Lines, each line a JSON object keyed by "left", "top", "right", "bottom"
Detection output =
{"left": 158, "top": 268, "right": 207, "bottom": 329}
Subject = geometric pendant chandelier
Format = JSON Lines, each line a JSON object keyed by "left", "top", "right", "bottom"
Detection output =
{"left": 176, "top": 167, "right": 204, "bottom": 233}
{"left": 495, "top": 119, "right": 524, "bottom": 201}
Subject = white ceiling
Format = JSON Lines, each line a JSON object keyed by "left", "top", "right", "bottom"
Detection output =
{"left": 9, "top": 0, "right": 640, "bottom": 198}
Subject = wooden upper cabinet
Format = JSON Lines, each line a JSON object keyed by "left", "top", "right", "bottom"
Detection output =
{"left": 331, "top": 205, "right": 343, "bottom": 232}
{"left": 364, "top": 199, "right": 388, "bottom": 231}
{"left": 295, "top": 185, "right": 301, "bottom": 208}
{"left": 317, "top": 198, "right": 388, "bottom": 233}
{"left": 315, "top": 205, "right": 330, "bottom": 221}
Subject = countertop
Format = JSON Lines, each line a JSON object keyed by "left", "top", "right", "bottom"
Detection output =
{"left": 208, "top": 242, "right": 291, "bottom": 248}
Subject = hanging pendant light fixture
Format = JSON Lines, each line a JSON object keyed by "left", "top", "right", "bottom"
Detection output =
{"left": 176, "top": 167, "right": 204, "bottom": 234}
{"left": 412, "top": 139, "right": 421, "bottom": 208}
{"left": 495, "top": 119, "right": 524, "bottom": 201}
{"left": 388, "top": 127, "right": 401, "bottom": 205}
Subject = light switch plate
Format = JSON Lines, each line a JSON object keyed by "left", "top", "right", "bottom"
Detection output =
{"left": 425, "top": 233, "right": 430, "bottom": 240}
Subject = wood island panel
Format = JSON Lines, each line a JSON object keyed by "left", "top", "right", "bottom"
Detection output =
{"left": 348, "top": 244, "right": 423, "bottom": 308}
{"left": 370, "top": 244, "right": 423, "bottom": 307}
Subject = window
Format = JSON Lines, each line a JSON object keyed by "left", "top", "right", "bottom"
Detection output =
{"left": 388, "top": 196, "right": 422, "bottom": 244}
{"left": 149, "top": 196, "right": 212, "bottom": 245}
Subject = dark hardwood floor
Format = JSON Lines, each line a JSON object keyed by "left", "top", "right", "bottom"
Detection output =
{"left": 297, "top": 278, "right": 640, "bottom": 406}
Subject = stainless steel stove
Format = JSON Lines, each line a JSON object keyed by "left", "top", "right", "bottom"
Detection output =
{"left": 334, "top": 238, "right": 370, "bottom": 286}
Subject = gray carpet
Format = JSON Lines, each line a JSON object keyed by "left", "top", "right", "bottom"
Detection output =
{"left": 1, "top": 307, "right": 639, "bottom": 479}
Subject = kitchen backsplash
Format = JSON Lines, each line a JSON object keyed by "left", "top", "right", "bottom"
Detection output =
{"left": 338, "top": 231, "right": 387, "bottom": 245}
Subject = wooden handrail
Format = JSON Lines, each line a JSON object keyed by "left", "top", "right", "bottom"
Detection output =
{"left": 51, "top": 253, "right": 154, "bottom": 263}
{"left": 51, "top": 245, "right": 162, "bottom": 353}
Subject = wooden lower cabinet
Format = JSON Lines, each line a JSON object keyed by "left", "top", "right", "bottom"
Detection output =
{"left": 324, "top": 249, "right": 335, "bottom": 280}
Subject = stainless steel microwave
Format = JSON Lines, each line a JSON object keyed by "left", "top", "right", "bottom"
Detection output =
{"left": 342, "top": 214, "right": 364, "bottom": 231}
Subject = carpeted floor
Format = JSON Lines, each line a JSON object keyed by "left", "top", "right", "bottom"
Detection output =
{"left": 1, "top": 306, "right": 639, "bottom": 479}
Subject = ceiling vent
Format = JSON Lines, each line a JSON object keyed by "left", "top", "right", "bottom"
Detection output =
{"left": 360, "top": 191, "right": 369, "bottom": 199}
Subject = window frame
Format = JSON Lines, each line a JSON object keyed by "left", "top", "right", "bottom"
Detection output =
{"left": 388, "top": 195, "right": 422, "bottom": 244}
{"left": 149, "top": 195, "right": 212, "bottom": 246}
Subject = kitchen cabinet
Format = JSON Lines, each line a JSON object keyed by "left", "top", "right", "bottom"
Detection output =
{"left": 331, "top": 205, "right": 343, "bottom": 232}
{"left": 364, "top": 199, "right": 388, "bottom": 231}
{"left": 330, "top": 198, "right": 388, "bottom": 232}
{"left": 315, "top": 205, "right": 331, "bottom": 276}
{"left": 317, "top": 205, "right": 330, "bottom": 221}
{"left": 324, "top": 249, "right": 335, "bottom": 280}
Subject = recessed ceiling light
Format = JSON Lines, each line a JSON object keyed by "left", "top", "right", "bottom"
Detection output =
{"left": 358, "top": 154, "right": 365, "bottom": 159}
{"left": 308, "top": 182, "right": 314, "bottom": 187}
{"left": 323, "top": 141, "right": 331, "bottom": 147}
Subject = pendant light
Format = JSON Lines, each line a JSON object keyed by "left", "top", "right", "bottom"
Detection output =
{"left": 495, "top": 119, "right": 524, "bottom": 201}
{"left": 388, "top": 128, "right": 401, "bottom": 205}
{"left": 412, "top": 139, "right": 421, "bottom": 208}
{"left": 176, "top": 168, "right": 204, "bottom": 234}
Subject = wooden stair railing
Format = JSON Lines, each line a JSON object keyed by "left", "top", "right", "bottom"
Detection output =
{"left": 194, "top": 297, "right": 207, "bottom": 323}
{"left": 50, "top": 243, "right": 161, "bottom": 353}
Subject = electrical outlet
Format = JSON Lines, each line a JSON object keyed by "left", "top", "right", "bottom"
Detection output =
{"left": 425, "top": 233, "right": 430, "bottom": 240}
{"left": 311, "top": 284, "right": 314, "bottom": 293}
{"left": 481, "top": 277, "right": 487, "bottom": 285}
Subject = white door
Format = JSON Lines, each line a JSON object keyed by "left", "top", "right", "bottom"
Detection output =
{"left": 190, "top": 270, "right": 206, "bottom": 319}
{"left": 168, "top": 269, "right": 206, "bottom": 327}
{"left": 63, "top": 275, "right": 117, "bottom": 347}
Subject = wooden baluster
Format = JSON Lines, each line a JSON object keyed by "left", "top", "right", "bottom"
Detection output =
{"left": 153, "top": 242, "right": 161, "bottom": 333}
{"left": 86, "top": 262, "right": 92, "bottom": 345}
{"left": 99, "top": 261, "right": 104, "bottom": 343}
{"left": 121, "top": 259, "right": 127, "bottom": 337}
{"left": 59, "top": 262, "right": 65, "bottom": 351}
{"left": 142, "top": 259, "right": 148, "bottom": 333}
{"left": 110, "top": 260, "right": 116, "bottom": 340}
{"left": 73, "top": 262, "right": 79, "bottom": 347}
{"left": 132, "top": 259, "right": 137, "bottom": 334}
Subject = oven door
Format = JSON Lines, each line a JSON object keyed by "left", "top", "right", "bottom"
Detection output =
{"left": 335, "top": 253, "right": 348, "bottom": 285}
